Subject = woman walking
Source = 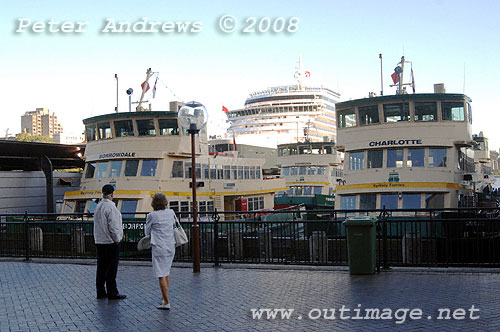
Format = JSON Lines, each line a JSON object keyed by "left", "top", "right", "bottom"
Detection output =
{"left": 145, "top": 192, "right": 176, "bottom": 310}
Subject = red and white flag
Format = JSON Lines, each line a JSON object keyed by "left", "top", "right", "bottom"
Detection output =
{"left": 141, "top": 81, "right": 150, "bottom": 93}
{"left": 391, "top": 72, "right": 399, "bottom": 84}
{"left": 305, "top": 71, "right": 311, "bottom": 77}
{"left": 222, "top": 105, "right": 230, "bottom": 114}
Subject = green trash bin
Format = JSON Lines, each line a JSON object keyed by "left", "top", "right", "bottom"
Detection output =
{"left": 343, "top": 216, "right": 377, "bottom": 275}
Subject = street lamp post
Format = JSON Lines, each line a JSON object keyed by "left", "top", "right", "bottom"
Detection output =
{"left": 178, "top": 101, "right": 208, "bottom": 273}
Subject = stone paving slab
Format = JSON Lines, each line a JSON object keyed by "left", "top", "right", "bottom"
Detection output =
{"left": 0, "top": 260, "right": 499, "bottom": 331}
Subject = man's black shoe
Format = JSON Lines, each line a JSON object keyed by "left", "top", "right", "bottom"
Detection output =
{"left": 97, "top": 294, "right": 107, "bottom": 299}
{"left": 108, "top": 294, "right": 127, "bottom": 300}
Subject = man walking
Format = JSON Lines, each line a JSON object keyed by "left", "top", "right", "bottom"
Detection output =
{"left": 94, "top": 184, "right": 126, "bottom": 300}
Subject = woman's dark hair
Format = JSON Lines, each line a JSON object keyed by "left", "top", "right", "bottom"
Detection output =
{"left": 151, "top": 192, "right": 168, "bottom": 211}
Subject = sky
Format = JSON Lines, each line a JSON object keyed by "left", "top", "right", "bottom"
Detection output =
{"left": 1, "top": 0, "right": 500, "bottom": 149}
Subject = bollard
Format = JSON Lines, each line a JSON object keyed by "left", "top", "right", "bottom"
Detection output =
{"left": 309, "top": 231, "right": 328, "bottom": 263}
{"left": 71, "top": 227, "right": 85, "bottom": 254}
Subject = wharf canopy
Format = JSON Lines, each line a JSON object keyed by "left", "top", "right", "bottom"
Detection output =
{"left": 63, "top": 110, "right": 286, "bottom": 216}
{"left": 335, "top": 93, "right": 474, "bottom": 210}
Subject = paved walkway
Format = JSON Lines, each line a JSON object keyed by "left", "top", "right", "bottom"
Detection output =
{"left": 0, "top": 259, "right": 499, "bottom": 331}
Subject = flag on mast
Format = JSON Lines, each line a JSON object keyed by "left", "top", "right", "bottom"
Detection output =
{"left": 141, "top": 81, "right": 150, "bottom": 93}
{"left": 152, "top": 77, "right": 158, "bottom": 98}
{"left": 232, "top": 131, "right": 237, "bottom": 151}
{"left": 391, "top": 72, "right": 399, "bottom": 84}
{"left": 222, "top": 105, "right": 230, "bottom": 114}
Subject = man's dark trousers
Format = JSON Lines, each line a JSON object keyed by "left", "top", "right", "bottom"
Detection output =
{"left": 96, "top": 243, "right": 120, "bottom": 297}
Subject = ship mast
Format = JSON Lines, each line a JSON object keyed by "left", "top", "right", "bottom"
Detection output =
{"left": 136, "top": 68, "right": 153, "bottom": 112}
{"left": 294, "top": 55, "right": 310, "bottom": 90}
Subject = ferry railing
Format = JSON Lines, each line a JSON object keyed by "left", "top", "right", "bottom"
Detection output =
{"left": 2, "top": 207, "right": 500, "bottom": 267}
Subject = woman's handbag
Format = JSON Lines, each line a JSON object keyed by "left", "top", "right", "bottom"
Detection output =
{"left": 174, "top": 214, "right": 188, "bottom": 247}
{"left": 137, "top": 235, "right": 151, "bottom": 251}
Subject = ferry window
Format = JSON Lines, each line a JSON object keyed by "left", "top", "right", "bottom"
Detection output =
{"left": 407, "top": 148, "right": 424, "bottom": 167}
{"left": 63, "top": 200, "right": 75, "bottom": 213}
{"left": 359, "top": 105, "right": 379, "bottom": 125}
{"left": 85, "top": 125, "right": 97, "bottom": 141}
{"left": 256, "top": 166, "right": 261, "bottom": 179}
{"left": 425, "top": 193, "right": 444, "bottom": 208}
{"left": 169, "top": 201, "right": 179, "bottom": 213}
{"left": 360, "top": 194, "right": 376, "bottom": 210}
{"left": 383, "top": 103, "right": 409, "bottom": 122}
{"left": 96, "top": 161, "right": 109, "bottom": 178}
{"left": 458, "top": 148, "right": 475, "bottom": 173}
{"left": 290, "top": 167, "right": 298, "bottom": 176}
{"left": 85, "top": 162, "right": 96, "bottom": 178}
{"left": 340, "top": 195, "right": 356, "bottom": 210}
{"left": 467, "top": 103, "right": 472, "bottom": 124}
{"left": 121, "top": 200, "right": 138, "bottom": 218}
{"left": 303, "top": 186, "right": 312, "bottom": 195}
{"left": 180, "top": 201, "right": 189, "bottom": 218}
{"left": 97, "top": 122, "right": 112, "bottom": 139}
{"left": 231, "top": 166, "right": 237, "bottom": 179}
{"left": 380, "top": 194, "right": 398, "bottom": 209}
{"left": 308, "top": 166, "right": 316, "bottom": 175}
{"left": 124, "top": 160, "right": 139, "bottom": 176}
{"left": 299, "top": 166, "right": 306, "bottom": 175}
{"left": 367, "top": 150, "right": 383, "bottom": 168}
{"left": 215, "top": 144, "right": 230, "bottom": 152}
{"left": 158, "top": 119, "right": 179, "bottom": 135}
{"left": 87, "top": 200, "right": 98, "bottom": 213}
{"left": 237, "top": 166, "right": 244, "bottom": 179}
{"left": 210, "top": 165, "right": 217, "bottom": 179}
{"left": 250, "top": 166, "right": 256, "bottom": 179}
{"left": 171, "top": 161, "right": 183, "bottom": 178}
{"left": 75, "top": 201, "right": 86, "bottom": 213}
{"left": 278, "top": 148, "right": 286, "bottom": 156}
{"left": 108, "top": 160, "right": 123, "bottom": 177}
{"left": 224, "top": 166, "right": 231, "bottom": 179}
{"left": 429, "top": 148, "right": 447, "bottom": 167}
{"left": 203, "top": 164, "right": 209, "bottom": 179}
{"left": 337, "top": 109, "right": 356, "bottom": 128}
{"left": 313, "top": 187, "right": 322, "bottom": 195}
{"left": 289, "top": 147, "right": 298, "bottom": 155}
{"left": 442, "top": 102, "right": 464, "bottom": 121}
{"left": 318, "top": 167, "right": 326, "bottom": 175}
{"left": 387, "top": 149, "right": 404, "bottom": 168}
{"left": 414, "top": 102, "right": 437, "bottom": 121}
{"left": 325, "top": 146, "right": 333, "bottom": 154}
{"left": 114, "top": 120, "right": 134, "bottom": 137}
{"left": 244, "top": 166, "right": 250, "bottom": 179}
{"left": 184, "top": 162, "right": 201, "bottom": 179}
{"left": 403, "top": 194, "right": 421, "bottom": 209}
{"left": 136, "top": 119, "right": 157, "bottom": 136}
{"left": 349, "top": 151, "right": 365, "bottom": 170}
{"left": 282, "top": 167, "right": 290, "bottom": 176}
{"left": 141, "top": 159, "right": 158, "bottom": 176}
{"left": 218, "top": 165, "right": 224, "bottom": 179}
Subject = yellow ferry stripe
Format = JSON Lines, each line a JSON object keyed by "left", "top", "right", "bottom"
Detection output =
{"left": 336, "top": 182, "right": 462, "bottom": 191}
{"left": 287, "top": 181, "right": 331, "bottom": 185}
{"left": 64, "top": 187, "right": 289, "bottom": 198}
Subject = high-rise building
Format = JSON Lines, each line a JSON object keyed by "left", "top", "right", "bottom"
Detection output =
{"left": 21, "top": 108, "right": 63, "bottom": 137}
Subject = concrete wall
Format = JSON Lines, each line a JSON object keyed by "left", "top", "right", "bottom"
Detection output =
{"left": 0, "top": 171, "right": 81, "bottom": 213}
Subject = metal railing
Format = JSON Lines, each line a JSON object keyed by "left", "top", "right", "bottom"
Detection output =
{"left": 1, "top": 207, "right": 500, "bottom": 268}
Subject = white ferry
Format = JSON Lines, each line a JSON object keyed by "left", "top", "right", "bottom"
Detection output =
{"left": 274, "top": 141, "right": 343, "bottom": 209}
{"left": 62, "top": 70, "right": 287, "bottom": 217}
{"left": 334, "top": 60, "right": 476, "bottom": 210}
{"left": 224, "top": 57, "right": 340, "bottom": 148}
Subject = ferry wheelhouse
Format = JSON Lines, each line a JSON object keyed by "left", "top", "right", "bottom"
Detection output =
{"left": 335, "top": 85, "right": 475, "bottom": 210}
{"left": 275, "top": 141, "right": 343, "bottom": 209}
{"left": 62, "top": 98, "right": 286, "bottom": 218}
{"left": 224, "top": 57, "right": 340, "bottom": 148}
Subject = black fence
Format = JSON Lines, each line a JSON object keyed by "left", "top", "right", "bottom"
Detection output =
{"left": 1, "top": 207, "right": 500, "bottom": 268}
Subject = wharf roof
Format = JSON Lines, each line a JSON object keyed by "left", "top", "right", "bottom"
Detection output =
{"left": 0, "top": 140, "right": 85, "bottom": 171}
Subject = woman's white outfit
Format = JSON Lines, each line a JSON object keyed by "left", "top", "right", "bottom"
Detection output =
{"left": 145, "top": 209, "right": 176, "bottom": 278}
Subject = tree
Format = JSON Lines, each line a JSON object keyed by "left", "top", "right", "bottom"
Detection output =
{"left": 16, "top": 132, "right": 53, "bottom": 143}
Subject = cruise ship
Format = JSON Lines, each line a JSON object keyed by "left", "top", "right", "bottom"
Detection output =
{"left": 334, "top": 64, "right": 476, "bottom": 210}
{"left": 224, "top": 57, "right": 340, "bottom": 148}
{"left": 62, "top": 69, "right": 287, "bottom": 217}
